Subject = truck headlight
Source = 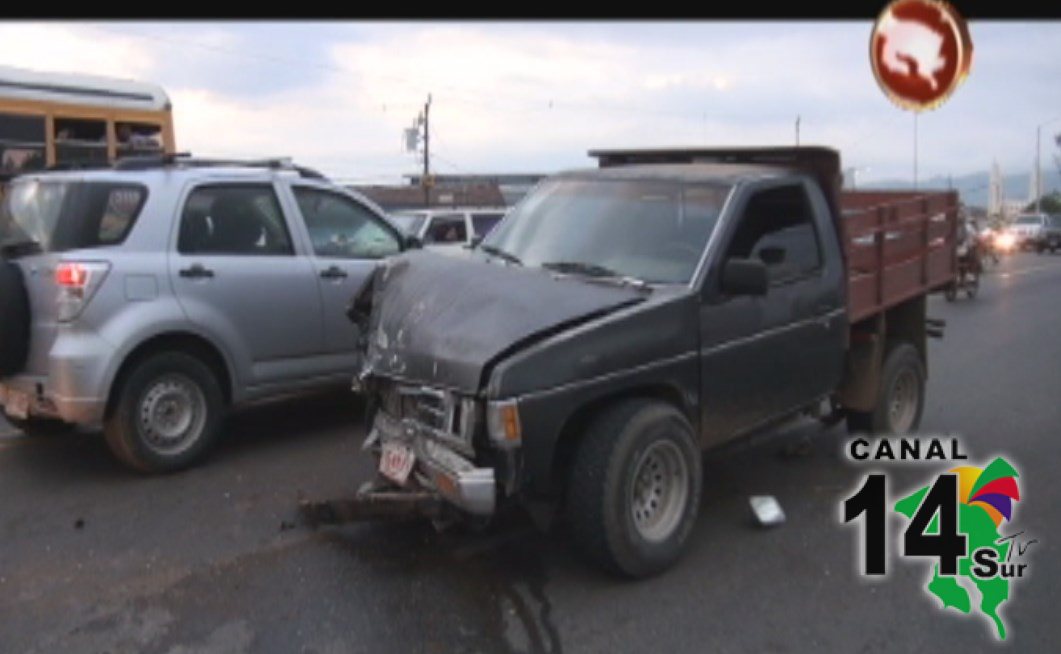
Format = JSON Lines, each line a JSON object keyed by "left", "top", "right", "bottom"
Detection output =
{"left": 486, "top": 399, "right": 522, "bottom": 448}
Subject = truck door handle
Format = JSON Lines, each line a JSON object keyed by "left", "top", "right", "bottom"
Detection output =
{"left": 179, "top": 264, "right": 214, "bottom": 279}
{"left": 320, "top": 266, "right": 348, "bottom": 280}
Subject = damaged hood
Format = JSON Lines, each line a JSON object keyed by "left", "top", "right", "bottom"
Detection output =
{"left": 359, "top": 250, "right": 646, "bottom": 393}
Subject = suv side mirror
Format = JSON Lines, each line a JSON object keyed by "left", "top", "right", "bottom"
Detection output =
{"left": 720, "top": 258, "right": 768, "bottom": 296}
{"left": 403, "top": 234, "right": 423, "bottom": 250}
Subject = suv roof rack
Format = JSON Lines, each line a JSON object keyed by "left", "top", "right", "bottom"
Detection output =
{"left": 113, "top": 153, "right": 326, "bottom": 180}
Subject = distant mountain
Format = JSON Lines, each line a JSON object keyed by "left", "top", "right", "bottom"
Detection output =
{"left": 860, "top": 169, "right": 1061, "bottom": 210}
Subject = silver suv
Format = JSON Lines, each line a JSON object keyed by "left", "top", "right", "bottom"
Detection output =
{"left": 0, "top": 157, "right": 408, "bottom": 471}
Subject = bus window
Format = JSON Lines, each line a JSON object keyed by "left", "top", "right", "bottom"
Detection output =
{"left": 54, "top": 118, "right": 108, "bottom": 167}
{"left": 116, "top": 122, "right": 163, "bottom": 158}
{"left": 0, "top": 113, "right": 46, "bottom": 175}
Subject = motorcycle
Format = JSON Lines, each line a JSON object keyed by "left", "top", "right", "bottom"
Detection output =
{"left": 945, "top": 236, "right": 982, "bottom": 301}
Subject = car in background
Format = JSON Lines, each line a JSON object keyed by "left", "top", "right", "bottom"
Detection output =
{"left": 1007, "top": 213, "right": 1057, "bottom": 252}
{"left": 1046, "top": 214, "right": 1061, "bottom": 253}
{"left": 390, "top": 207, "right": 507, "bottom": 252}
{"left": 0, "top": 156, "right": 412, "bottom": 472}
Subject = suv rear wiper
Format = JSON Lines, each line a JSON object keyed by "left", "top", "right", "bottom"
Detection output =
{"left": 541, "top": 261, "right": 651, "bottom": 290}
{"left": 479, "top": 244, "right": 523, "bottom": 266}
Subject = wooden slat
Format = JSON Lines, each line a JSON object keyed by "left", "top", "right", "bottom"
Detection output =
{"left": 840, "top": 189, "right": 958, "bottom": 323}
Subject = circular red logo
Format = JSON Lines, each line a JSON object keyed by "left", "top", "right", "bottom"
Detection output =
{"left": 870, "top": 0, "right": 973, "bottom": 111}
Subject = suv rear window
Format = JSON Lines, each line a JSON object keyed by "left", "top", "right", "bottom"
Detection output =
{"left": 0, "top": 180, "right": 147, "bottom": 255}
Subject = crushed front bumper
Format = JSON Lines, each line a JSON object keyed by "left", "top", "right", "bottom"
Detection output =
{"left": 368, "top": 410, "right": 497, "bottom": 516}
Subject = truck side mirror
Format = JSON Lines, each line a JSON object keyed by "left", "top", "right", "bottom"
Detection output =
{"left": 720, "top": 258, "right": 768, "bottom": 296}
{"left": 403, "top": 234, "right": 423, "bottom": 250}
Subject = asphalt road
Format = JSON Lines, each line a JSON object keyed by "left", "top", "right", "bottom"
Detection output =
{"left": 2, "top": 253, "right": 1058, "bottom": 653}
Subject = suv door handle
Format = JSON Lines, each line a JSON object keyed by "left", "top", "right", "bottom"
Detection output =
{"left": 320, "top": 265, "right": 348, "bottom": 280}
{"left": 179, "top": 264, "right": 214, "bottom": 279}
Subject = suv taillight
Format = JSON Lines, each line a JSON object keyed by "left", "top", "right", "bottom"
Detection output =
{"left": 55, "top": 261, "right": 110, "bottom": 322}
{"left": 56, "top": 263, "right": 89, "bottom": 288}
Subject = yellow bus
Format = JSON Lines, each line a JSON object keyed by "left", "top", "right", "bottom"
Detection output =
{"left": 0, "top": 65, "right": 175, "bottom": 182}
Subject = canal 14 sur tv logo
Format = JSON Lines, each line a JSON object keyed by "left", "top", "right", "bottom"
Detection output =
{"left": 842, "top": 437, "right": 1036, "bottom": 641}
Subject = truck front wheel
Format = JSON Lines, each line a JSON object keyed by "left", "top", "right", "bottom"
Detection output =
{"left": 565, "top": 399, "right": 702, "bottom": 578}
{"left": 846, "top": 343, "right": 925, "bottom": 435}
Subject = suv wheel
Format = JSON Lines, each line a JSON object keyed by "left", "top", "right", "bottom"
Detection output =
{"left": 565, "top": 399, "right": 702, "bottom": 578}
{"left": 847, "top": 343, "right": 925, "bottom": 435}
{"left": 104, "top": 351, "right": 224, "bottom": 473}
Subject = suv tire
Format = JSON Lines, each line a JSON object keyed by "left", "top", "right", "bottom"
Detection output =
{"left": 104, "top": 351, "right": 224, "bottom": 473}
{"left": 0, "top": 260, "right": 31, "bottom": 376}
{"left": 847, "top": 343, "right": 925, "bottom": 435}
{"left": 565, "top": 399, "right": 702, "bottom": 578}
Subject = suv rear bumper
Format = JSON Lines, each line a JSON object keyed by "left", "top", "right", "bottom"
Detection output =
{"left": 0, "top": 376, "right": 107, "bottom": 425}
{"left": 1, "top": 330, "right": 116, "bottom": 426}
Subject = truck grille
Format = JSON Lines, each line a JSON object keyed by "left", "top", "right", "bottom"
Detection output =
{"left": 377, "top": 380, "right": 475, "bottom": 451}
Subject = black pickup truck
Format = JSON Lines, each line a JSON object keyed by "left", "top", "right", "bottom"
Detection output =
{"left": 349, "top": 146, "right": 958, "bottom": 577}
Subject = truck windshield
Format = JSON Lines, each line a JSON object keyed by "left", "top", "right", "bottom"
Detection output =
{"left": 0, "top": 179, "right": 146, "bottom": 256}
{"left": 481, "top": 177, "right": 731, "bottom": 285}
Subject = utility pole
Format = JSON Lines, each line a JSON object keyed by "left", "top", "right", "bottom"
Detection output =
{"left": 1034, "top": 117, "right": 1061, "bottom": 214}
{"left": 795, "top": 115, "right": 800, "bottom": 147}
{"left": 422, "top": 93, "right": 432, "bottom": 208}
{"left": 912, "top": 113, "right": 920, "bottom": 190}
{"left": 1036, "top": 124, "right": 1042, "bottom": 215}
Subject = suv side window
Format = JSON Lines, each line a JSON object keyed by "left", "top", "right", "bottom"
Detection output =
{"left": 471, "top": 212, "right": 504, "bottom": 238}
{"left": 724, "top": 183, "right": 822, "bottom": 285}
{"left": 293, "top": 187, "right": 400, "bottom": 259}
{"left": 424, "top": 214, "right": 467, "bottom": 244}
{"left": 179, "top": 184, "right": 293, "bottom": 256}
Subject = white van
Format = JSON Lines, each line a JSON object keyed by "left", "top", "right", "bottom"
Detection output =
{"left": 390, "top": 207, "right": 507, "bottom": 252}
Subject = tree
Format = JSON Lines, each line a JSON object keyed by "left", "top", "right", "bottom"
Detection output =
{"left": 1025, "top": 191, "right": 1061, "bottom": 214}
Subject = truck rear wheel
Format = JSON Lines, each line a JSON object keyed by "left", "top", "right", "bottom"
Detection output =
{"left": 565, "top": 399, "right": 702, "bottom": 578}
{"left": 847, "top": 343, "right": 925, "bottom": 435}
{"left": 104, "top": 351, "right": 224, "bottom": 473}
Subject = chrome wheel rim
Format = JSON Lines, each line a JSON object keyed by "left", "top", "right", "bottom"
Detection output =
{"left": 138, "top": 375, "right": 206, "bottom": 454}
{"left": 888, "top": 368, "right": 918, "bottom": 434}
{"left": 630, "top": 440, "right": 689, "bottom": 543}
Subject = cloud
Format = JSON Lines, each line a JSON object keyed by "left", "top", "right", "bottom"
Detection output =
{"left": 0, "top": 23, "right": 155, "bottom": 80}
{"left": 1, "top": 21, "right": 1059, "bottom": 184}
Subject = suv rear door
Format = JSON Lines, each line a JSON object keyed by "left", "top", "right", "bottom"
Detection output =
{"left": 286, "top": 183, "right": 402, "bottom": 358}
{"left": 169, "top": 180, "right": 325, "bottom": 386}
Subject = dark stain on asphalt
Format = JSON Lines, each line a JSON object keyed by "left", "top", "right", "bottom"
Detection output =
{"left": 317, "top": 510, "right": 565, "bottom": 654}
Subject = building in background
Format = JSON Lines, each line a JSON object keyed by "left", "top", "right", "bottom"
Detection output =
{"left": 349, "top": 180, "right": 505, "bottom": 212}
{"left": 351, "top": 173, "right": 545, "bottom": 212}
{"left": 405, "top": 173, "right": 546, "bottom": 206}
{"left": 988, "top": 160, "right": 1004, "bottom": 218}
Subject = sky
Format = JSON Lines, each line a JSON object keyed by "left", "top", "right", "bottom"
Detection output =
{"left": 1, "top": 21, "right": 1059, "bottom": 185}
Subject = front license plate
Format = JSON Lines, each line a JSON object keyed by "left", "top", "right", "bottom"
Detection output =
{"left": 379, "top": 440, "right": 416, "bottom": 485}
{"left": 4, "top": 389, "right": 29, "bottom": 420}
